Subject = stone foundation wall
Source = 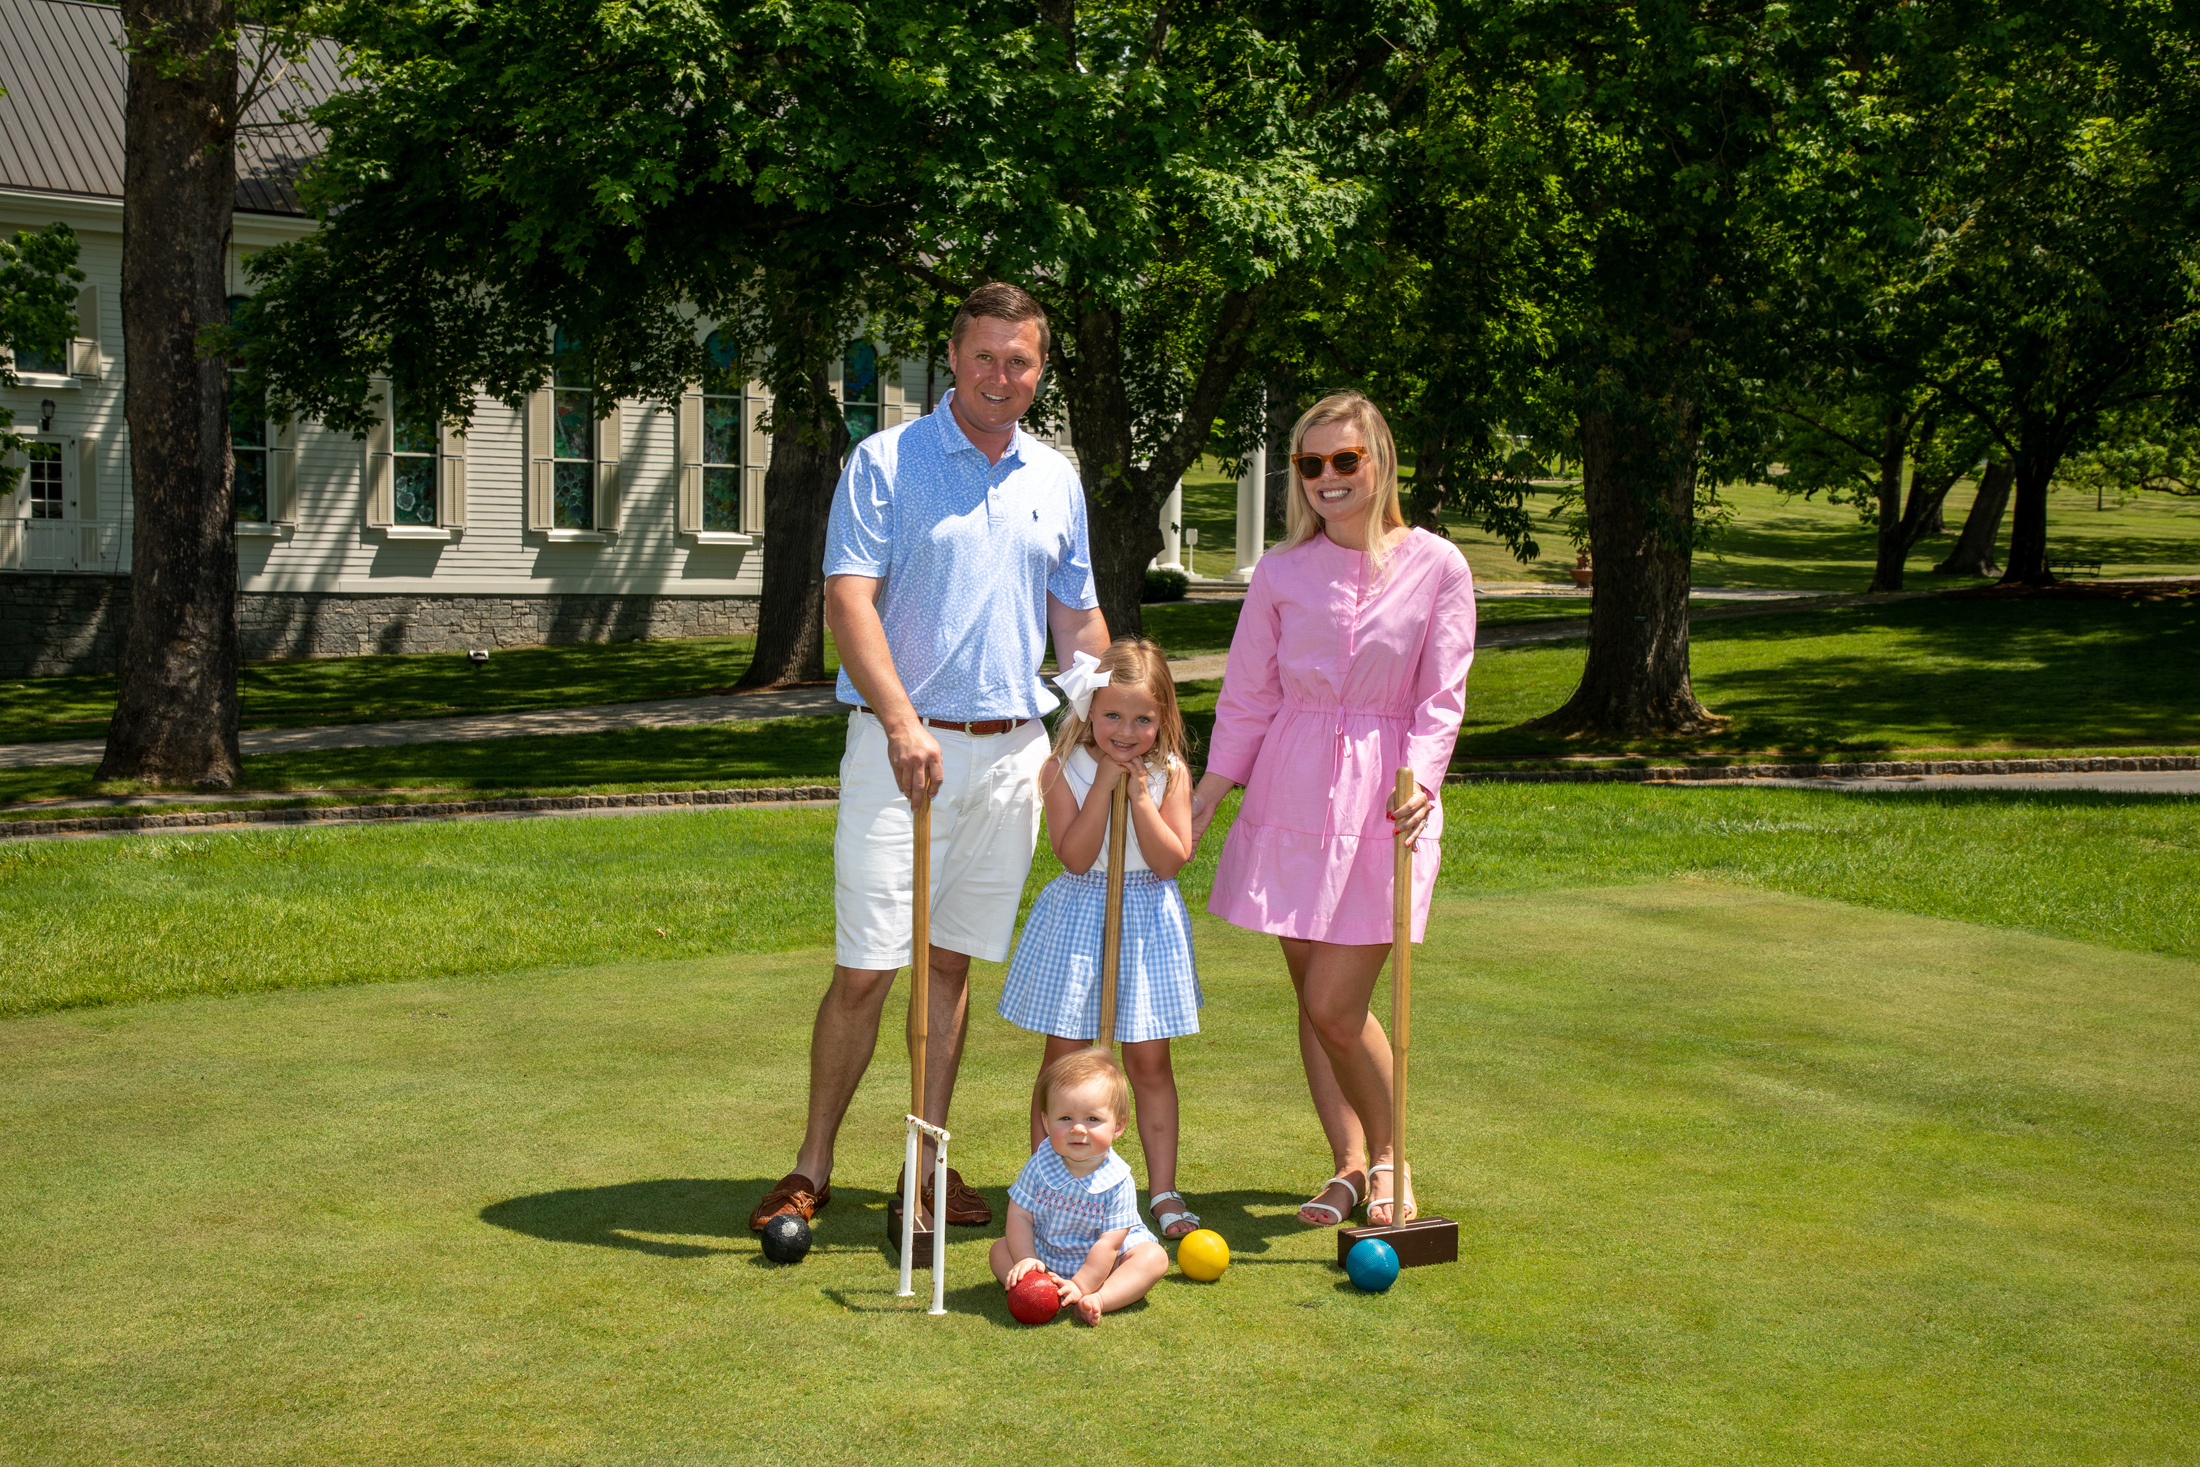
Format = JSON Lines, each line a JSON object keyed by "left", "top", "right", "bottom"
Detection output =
{"left": 237, "top": 589, "right": 760, "bottom": 660}
{"left": 0, "top": 573, "right": 132, "bottom": 677}
{"left": 0, "top": 573, "right": 761, "bottom": 675}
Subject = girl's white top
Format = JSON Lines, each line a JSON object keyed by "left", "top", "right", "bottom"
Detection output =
{"left": 1061, "top": 745, "right": 1177, "bottom": 874}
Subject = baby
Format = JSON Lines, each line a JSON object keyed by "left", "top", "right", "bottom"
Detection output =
{"left": 990, "top": 1047, "right": 1171, "bottom": 1324}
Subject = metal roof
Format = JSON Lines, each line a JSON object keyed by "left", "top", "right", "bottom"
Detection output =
{"left": 0, "top": 0, "right": 344, "bottom": 216}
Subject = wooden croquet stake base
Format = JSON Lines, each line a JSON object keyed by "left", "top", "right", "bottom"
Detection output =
{"left": 1337, "top": 1216, "right": 1460, "bottom": 1269}
{"left": 885, "top": 1196, "right": 936, "bottom": 1269}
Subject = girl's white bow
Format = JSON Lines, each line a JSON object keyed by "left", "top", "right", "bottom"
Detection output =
{"left": 1055, "top": 650, "right": 1111, "bottom": 720}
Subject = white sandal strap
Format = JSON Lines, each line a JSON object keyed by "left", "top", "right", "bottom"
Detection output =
{"left": 1149, "top": 1191, "right": 1186, "bottom": 1209}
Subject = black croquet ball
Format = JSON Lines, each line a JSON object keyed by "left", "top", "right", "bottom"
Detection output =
{"left": 761, "top": 1213, "right": 813, "bottom": 1264}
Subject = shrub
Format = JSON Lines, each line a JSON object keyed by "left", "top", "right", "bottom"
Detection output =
{"left": 1143, "top": 568, "right": 1190, "bottom": 603}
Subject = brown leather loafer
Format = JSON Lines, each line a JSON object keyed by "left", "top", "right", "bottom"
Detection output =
{"left": 885, "top": 1166, "right": 992, "bottom": 1226}
{"left": 749, "top": 1172, "right": 831, "bottom": 1232}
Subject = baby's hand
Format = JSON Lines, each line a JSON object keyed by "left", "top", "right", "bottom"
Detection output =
{"left": 1054, "top": 1276, "right": 1085, "bottom": 1308}
{"left": 1004, "top": 1257, "right": 1046, "bottom": 1289}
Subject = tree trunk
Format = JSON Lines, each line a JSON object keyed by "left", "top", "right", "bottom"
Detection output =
{"left": 1934, "top": 461, "right": 2013, "bottom": 576}
{"left": 734, "top": 364, "right": 841, "bottom": 689}
{"left": 1050, "top": 289, "right": 1261, "bottom": 638}
{"left": 100, "top": 0, "right": 241, "bottom": 788}
{"left": 1055, "top": 303, "right": 1158, "bottom": 639}
{"left": 1264, "top": 383, "right": 1295, "bottom": 540}
{"left": 1527, "top": 405, "right": 1722, "bottom": 740}
{"left": 1867, "top": 412, "right": 1912, "bottom": 592}
{"left": 2000, "top": 427, "right": 2060, "bottom": 585}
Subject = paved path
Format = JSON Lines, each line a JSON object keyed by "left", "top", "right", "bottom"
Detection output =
{"left": 0, "top": 588, "right": 1916, "bottom": 772}
{"left": 0, "top": 682, "right": 847, "bottom": 770}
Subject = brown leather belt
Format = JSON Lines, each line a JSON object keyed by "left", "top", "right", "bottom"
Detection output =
{"left": 859, "top": 707, "right": 1030, "bottom": 737}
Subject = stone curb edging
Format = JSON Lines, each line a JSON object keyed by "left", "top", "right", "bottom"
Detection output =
{"left": 0, "top": 784, "right": 841, "bottom": 838}
{"left": 1447, "top": 755, "right": 2200, "bottom": 785}
{"left": 6, "top": 756, "right": 2191, "bottom": 839}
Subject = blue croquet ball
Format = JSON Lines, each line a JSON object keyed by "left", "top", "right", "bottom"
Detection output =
{"left": 760, "top": 1213, "right": 812, "bottom": 1264}
{"left": 1345, "top": 1237, "right": 1400, "bottom": 1292}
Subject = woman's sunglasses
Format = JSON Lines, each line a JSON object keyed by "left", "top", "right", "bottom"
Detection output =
{"left": 1293, "top": 447, "right": 1369, "bottom": 479}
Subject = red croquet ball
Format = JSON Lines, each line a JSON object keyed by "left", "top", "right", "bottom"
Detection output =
{"left": 1007, "top": 1272, "right": 1061, "bottom": 1324}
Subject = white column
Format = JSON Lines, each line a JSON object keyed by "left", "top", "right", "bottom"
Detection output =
{"left": 1233, "top": 439, "right": 1266, "bottom": 580}
{"left": 1154, "top": 481, "right": 1184, "bottom": 571}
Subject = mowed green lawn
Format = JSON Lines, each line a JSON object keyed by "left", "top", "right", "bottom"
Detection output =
{"left": 4, "top": 863, "right": 2195, "bottom": 1463}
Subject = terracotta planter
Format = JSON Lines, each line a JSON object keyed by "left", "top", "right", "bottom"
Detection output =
{"left": 1569, "top": 554, "right": 1593, "bottom": 588}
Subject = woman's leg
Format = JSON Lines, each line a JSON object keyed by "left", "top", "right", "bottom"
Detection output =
{"left": 1121, "top": 1038, "right": 1188, "bottom": 1234}
{"left": 1287, "top": 938, "right": 1400, "bottom": 1222}
{"left": 1283, "top": 939, "right": 1371, "bottom": 1223}
{"left": 1029, "top": 1032, "right": 1092, "bottom": 1151}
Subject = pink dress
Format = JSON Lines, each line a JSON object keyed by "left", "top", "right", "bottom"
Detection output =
{"left": 1205, "top": 528, "right": 1476, "bottom": 945}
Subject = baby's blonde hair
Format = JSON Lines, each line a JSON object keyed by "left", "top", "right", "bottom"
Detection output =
{"left": 1048, "top": 635, "right": 1189, "bottom": 796}
{"left": 1036, "top": 1046, "right": 1131, "bottom": 1123}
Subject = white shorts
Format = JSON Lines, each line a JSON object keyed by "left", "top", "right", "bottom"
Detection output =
{"left": 834, "top": 710, "right": 1049, "bottom": 969}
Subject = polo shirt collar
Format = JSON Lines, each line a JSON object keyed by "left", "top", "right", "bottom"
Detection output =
{"left": 934, "top": 388, "right": 1030, "bottom": 467}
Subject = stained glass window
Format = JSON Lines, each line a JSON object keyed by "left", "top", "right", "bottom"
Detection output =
{"left": 552, "top": 327, "right": 594, "bottom": 529}
{"left": 26, "top": 443, "right": 62, "bottom": 519}
{"left": 702, "top": 330, "right": 743, "bottom": 532}
{"left": 392, "top": 388, "right": 438, "bottom": 526}
{"left": 843, "top": 342, "right": 881, "bottom": 446}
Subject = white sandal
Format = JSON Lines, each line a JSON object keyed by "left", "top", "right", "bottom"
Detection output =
{"left": 1297, "top": 1174, "right": 1360, "bottom": 1228}
{"left": 1366, "top": 1163, "right": 1416, "bottom": 1225}
{"left": 1149, "top": 1191, "right": 1201, "bottom": 1239}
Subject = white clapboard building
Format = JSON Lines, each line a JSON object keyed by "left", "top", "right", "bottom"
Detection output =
{"left": 0, "top": 0, "right": 996, "bottom": 676}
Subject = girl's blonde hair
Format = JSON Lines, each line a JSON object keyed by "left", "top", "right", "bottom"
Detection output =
{"left": 1047, "top": 635, "right": 1189, "bottom": 796}
{"left": 1277, "top": 391, "right": 1408, "bottom": 578}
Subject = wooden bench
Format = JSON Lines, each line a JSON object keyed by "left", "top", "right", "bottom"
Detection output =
{"left": 2045, "top": 550, "right": 2105, "bottom": 579}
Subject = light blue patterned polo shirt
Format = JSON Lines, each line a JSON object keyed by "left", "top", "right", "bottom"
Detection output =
{"left": 1009, "top": 1144, "right": 1154, "bottom": 1278}
{"left": 823, "top": 390, "right": 1097, "bottom": 722}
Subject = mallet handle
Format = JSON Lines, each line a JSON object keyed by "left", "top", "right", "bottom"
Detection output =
{"left": 1097, "top": 768, "right": 1130, "bottom": 1051}
{"left": 911, "top": 796, "right": 931, "bottom": 1119}
{"left": 1391, "top": 766, "right": 1415, "bottom": 1203}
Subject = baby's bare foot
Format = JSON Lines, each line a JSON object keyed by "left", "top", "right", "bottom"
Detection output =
{"left": 1075, "top": 1295, "right": 1104, "bottom": 1325}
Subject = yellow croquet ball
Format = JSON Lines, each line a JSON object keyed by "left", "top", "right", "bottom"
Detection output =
{"left": 1176, "top": 1228, "right": 1230, "bottom": 1281}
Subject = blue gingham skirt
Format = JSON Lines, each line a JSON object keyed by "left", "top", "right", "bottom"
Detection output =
{"left": 999, "top": 871, "right": 1201, "bottom": 1043}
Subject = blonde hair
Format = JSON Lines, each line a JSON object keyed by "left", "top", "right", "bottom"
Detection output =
{"left": 1047, "top": 635, "right": 1189, "bottom": 796}
{"left": 1036, "top": 1046, "right": 1131, "bottom": 1123}
{"left": 1278, "top": 391, "right": 1408, "bottom": 578}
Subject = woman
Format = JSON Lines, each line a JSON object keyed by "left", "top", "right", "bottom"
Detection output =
{"left": 1190, "top": 391, "right": 1476, "bottom": 1228}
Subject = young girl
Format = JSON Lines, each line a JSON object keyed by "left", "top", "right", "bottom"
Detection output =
{"left": 998, "top": 635, "right": 1205, "bottom": 1241}
{"left": 991, "top": 1047, "right": 1170, "bottom": 1324}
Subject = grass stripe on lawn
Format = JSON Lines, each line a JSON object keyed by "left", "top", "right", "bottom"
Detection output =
{"left": 0, "top": 783, "right": 2194, "bottom": 1019}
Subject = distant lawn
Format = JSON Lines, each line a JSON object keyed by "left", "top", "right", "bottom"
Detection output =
{"left": 0, "top": 715, "right": 852, "bottom": 810}
{"left": 1444, "top": 588, "right": 2200, "bottom": 760}
{"left": 0, "top": 633, "right": 837, "bottom": 744}
{"left": 5, "top": 592, "right": 2192, "bottom": 811}
{"left": 1181, "top": 455, "right": 2200, "bottom": 592}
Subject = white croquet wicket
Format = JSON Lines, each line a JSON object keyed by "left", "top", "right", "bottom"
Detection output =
{"left": 897, "top": 1115, "right": 951, "bottom": 1314}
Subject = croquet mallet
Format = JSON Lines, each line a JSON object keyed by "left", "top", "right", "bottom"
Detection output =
{"left": 1337, "top": 766, "right": 1460, "bottom": 1268}
{"left": 889, "top": 793, "right": 942, "bottom": 1273}
{"left": 1095, "top": 767, "right": 1131, "bottom": 1050}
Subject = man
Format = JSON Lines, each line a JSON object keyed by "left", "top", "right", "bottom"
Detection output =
{"left": 749, "top": 282, "right": 1109, "bottom": 1234}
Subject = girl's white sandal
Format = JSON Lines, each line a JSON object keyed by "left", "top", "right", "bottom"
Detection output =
{"left": 1297, "top": 1175, "right": 1361, "bottom": 1227}
{"left": 1365, "top": 1163, "right": 1417, "bottom": 1226}
{"left": 1149, "top": 1191, "right": 1201, "bottom": 1239}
